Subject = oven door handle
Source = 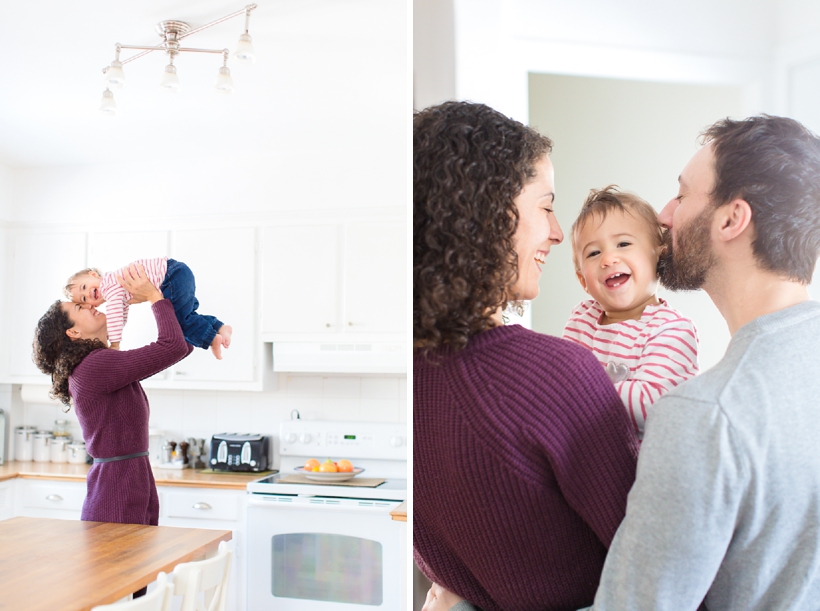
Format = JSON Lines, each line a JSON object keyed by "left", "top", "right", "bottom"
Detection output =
{"left": 247, "top": 495, "right": 402, "bottom": 513}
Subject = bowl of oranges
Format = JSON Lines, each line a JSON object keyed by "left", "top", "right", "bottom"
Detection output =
{"left": 296, "top": 458, "right": 365, "bottom": 482}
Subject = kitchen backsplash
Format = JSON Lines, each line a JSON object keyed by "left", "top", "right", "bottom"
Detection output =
{"left": 1, "top": 375, "right": 406, "bottom": 466}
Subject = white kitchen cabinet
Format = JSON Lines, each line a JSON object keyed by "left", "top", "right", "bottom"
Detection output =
{"left": 167, "top": 227, "right": 258, "bottom": 387}
{"left": 343, "top": 221, "right": 406, "bottom": 334}
{"left": 15, "top": 478, "right": 85, "bottom": 520}
{"left": 158, "top": 486, "right": 247, "bottom": 611}
{"left": 0, "top": 479, "right": 14, "bottom": 522}
{"left": 262, "top": 220, "right": 405, "bottom": 339}
{"left": 262, "top": 224, "right": 340, "bottom": 334}
{"left": 5, "top": 230, "right": 87, "bottom": 382}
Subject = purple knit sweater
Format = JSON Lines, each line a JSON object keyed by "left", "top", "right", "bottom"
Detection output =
{"left": 69, "top": 299, "right": 192, "bottom": 525}
{"left": 413, "top": 325, "right": 639, "bottom": 611}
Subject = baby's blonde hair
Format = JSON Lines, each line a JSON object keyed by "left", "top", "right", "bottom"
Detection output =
{"left": 571, "top": 185, "right": 662, "bottom": 271}
{"left": 63, "top": 268, "right": 103, "bottom": 300}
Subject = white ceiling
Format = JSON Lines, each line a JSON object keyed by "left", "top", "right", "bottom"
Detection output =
{"left": 0, "top": 0, "right": 408, "bottom": 169}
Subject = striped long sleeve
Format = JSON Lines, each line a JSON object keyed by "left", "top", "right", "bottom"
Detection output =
{"left": 563, "top": 299, "right": 699, "bottom": 437}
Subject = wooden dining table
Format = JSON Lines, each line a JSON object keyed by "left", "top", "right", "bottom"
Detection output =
{"left": 0, "top": 516, "right": 232, "bottom": 611}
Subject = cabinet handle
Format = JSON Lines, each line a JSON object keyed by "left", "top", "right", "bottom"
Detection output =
{"left": 45, "top": 494, "right": 63, "bottom": 502}
{"left": 192, "top": 502, "right": 212, "bottom": 510}
{"left": 325, "top": 323, "right": 332, "bottom": 328}
{"left": 175, "top": 371, "right": 188, "bottom": 376}
{"left": 347, "top": 322, "right": 353, "bottom": 326}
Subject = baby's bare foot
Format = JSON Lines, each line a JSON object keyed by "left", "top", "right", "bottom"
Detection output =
{"left": 218, "top": 324, "right": 233, "bottom": 349}
{"left": 210, "top": 334, "right": 224, "bottom": 360}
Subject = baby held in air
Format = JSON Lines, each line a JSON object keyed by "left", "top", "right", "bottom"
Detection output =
{"left": 65, "top": 257, "right": 232, "bottom": 359}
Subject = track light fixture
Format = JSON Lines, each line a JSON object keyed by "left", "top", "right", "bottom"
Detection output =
{"left": 99, "top": 4, "right": 257, "bottom": 114}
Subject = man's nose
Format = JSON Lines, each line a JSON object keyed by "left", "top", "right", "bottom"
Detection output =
{"left": 658, "top": 198, "right": 678, "bottom": 229}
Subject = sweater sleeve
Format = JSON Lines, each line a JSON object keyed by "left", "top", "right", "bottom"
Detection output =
{"left": 547, "top": 347, "right": 640, "bottom": 548}
{"left": 79, "top": 299, "right": 192, "bottom": 392}
{"left": 615, "top": 315, "right": 699, "bottom": 435}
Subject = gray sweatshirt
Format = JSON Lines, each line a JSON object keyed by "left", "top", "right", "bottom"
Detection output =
{"left": 587, "top": 299, "right": 820, "bottom": 610}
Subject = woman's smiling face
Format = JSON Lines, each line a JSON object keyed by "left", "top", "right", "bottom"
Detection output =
{"left": 62, "top": 301, "right": 107, "bottom": 342}
{"left": 509, "top": 155, "right": 564, "bottom": 302}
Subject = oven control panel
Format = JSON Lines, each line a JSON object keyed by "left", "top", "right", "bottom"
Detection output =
{"left": 279, "top": 420, "right": 406, "bottom": 460}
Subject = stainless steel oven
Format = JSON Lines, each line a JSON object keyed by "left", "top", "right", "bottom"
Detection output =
{"left": 246, "top": 420, "right": 407, "bottom": 610}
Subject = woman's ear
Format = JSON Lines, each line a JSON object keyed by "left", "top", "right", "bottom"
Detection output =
{"left": 65, "top": 327, "right": 80, "bottom": 340}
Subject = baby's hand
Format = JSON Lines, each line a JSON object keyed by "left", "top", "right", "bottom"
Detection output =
{"left": 109, "top": 342, "right": 121, "bottom": 351}
{"left": 422, "top": 583, "right": 466, "bottom": 611}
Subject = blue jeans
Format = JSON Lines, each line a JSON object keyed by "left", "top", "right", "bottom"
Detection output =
{"left": 160, "top": 259, "right": 223, "bottom": 350}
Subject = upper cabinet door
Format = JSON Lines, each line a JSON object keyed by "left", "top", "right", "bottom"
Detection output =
{"left": 343, "top": 221, "right": 406, "bottom": 335}
{"left": 8, "top": 231, "right": 87, "bottom": 379}
{"left": 169, "top": 227, "right": 257, "bottom": 383}
{"left": 262, "top": 224, "right": 341, "bottom": 335}
{"left": 87, "top": 231, "right": 170, "bottom": 379}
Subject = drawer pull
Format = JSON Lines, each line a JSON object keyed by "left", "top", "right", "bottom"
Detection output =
{"left": 45, "top": 494, "right": 63, "bottom": 502}
{"left": 192, "top": 502, "right": 212, "bottom": 510}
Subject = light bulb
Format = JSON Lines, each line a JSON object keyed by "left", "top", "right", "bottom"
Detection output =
{"left": 159, "top": 64, "right": 180, "bottom": 93}
{"left": 214, "top": 66, "right": 234, "bottom": 94}
{"left": 99, "top": 89, "right": 117, "bottom": 115}
{"left": 234, "top": 33, "right": 255, "bottom": 63}
{"left": 105, "top": 59, "right": 125, "bottom": 89}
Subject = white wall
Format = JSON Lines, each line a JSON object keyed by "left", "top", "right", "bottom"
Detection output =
{"left": 14, "top": 373, "right": 407, "bottom": 466}
{"left": 8, "top": 153, "right": 403, "bottom": 224}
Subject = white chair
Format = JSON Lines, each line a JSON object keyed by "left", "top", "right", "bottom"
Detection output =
{"left": 171, "top": 540, "right": 233, "bottom": 611}
{"left": 91, "top": 571, "right": 172, "bottom": 611}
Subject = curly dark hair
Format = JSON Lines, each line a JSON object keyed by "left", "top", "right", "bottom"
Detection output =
{"left": 703, "top": 115, "right": 820, "bottom": 284}
{"left": 32, "top": 300, "right": 106, "bottom": 407}
{"left": 414, "top": 101, "right": 553, "bottom": 354}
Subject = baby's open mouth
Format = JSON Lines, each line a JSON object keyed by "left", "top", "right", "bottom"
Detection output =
{"left": 605, "top": 272, "right": 630, "bottom": 288}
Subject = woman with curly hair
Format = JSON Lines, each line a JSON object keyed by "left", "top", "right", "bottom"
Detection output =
{"left": 414, "top": 101, "right": 640, "bottom": 611}
{"left": 32, "top": 264, "right": 191, "bottom": 594}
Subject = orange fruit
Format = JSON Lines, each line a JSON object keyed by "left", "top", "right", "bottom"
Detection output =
{"left": 337, "top": 459, "right": 354, "bottom": 473}
{"left": 303, "top": 458, "right": 320, "bottom": 471}
{"left": 318, "top": 459, "right": 338, "bottom": 473}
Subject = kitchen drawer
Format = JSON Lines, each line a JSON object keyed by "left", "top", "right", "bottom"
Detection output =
{"left": 21, "top": 480, "right": 85, "bottom": 513}
{"left": 163, "top": 490, "right": 241, "bottom": 522}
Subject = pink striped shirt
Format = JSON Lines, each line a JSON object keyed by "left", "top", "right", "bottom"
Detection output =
{"left": 99, "top": 257, "right": 168, "bottom": 344}
{"left": 562, "top": 299, "right": 699, "bottom": 437}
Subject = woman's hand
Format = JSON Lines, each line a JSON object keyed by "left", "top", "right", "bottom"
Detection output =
{"left": 116, "top": 263, "right": 163, "bottom": 304}
{"left": 422, "top": 583, "right": 466, "bottom": 611}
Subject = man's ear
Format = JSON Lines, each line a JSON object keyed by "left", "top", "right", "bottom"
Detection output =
{"left": 716, "top": 198, "right": 752, "bottom": 242}
{"left": 575, "top": 269, "right": 589, "bottom": 294}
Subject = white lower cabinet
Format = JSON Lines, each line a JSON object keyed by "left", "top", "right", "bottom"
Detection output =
{"left": 158, "top": 486, "right": 247, "bottom": 611}
{"left": 15, "top": 479, "right": 85, "bottom": 520}
{"left": 0, "top": 480, "right": 15, "bottom": 521}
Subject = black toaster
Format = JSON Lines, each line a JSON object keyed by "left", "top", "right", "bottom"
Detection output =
{"left": 209, "top": 433, "right": 270, "bottom": 472}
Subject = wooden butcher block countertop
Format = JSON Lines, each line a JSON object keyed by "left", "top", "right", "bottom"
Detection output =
{"left": 0, "top": 516, "right": 231, "bottom": 610}
{"left": 0, "top": 461, "right": 264, "bottom": 490}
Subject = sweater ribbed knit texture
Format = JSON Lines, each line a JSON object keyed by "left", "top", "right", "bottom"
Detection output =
{"left": 414, "top": 325, "right": 639, "bottom": 611}
{"left": 70, "top": 299, "right": 192, "bottom": 525}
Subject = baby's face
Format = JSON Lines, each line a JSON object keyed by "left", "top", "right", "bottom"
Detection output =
{"left": 574, "top": 210, "right": 662, "bottom": 317}
{"left": 70, "top": 272, "right": 104, "bottom": 306}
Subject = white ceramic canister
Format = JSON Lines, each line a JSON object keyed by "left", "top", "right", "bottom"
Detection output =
{"left": 67, "top": 442, "right": 89, "bottom": 465}
{"left": 50, "top": 436, "right": 72, "bottom": 463}
{"left": 32, "top": 431, "right": 54, "bottom": 463}
{"left": 14, "top": 426, "right": 36, "bottom": 462}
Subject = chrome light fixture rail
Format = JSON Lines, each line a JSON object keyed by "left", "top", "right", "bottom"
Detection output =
{"left": 100, "top": 4, "right": 257, "bottom": 114}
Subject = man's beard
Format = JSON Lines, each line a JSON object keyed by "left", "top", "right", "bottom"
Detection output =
{"left": 657, "top": 208, "right": 717, "bottom": 291}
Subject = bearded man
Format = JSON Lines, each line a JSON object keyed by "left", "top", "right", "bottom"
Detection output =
{"left": 585, "top": 115, "right": 820, "bottom": 611}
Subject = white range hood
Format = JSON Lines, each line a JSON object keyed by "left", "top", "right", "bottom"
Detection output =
{"left": 271, "top": 340, "right": 406, "bottom": 374}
